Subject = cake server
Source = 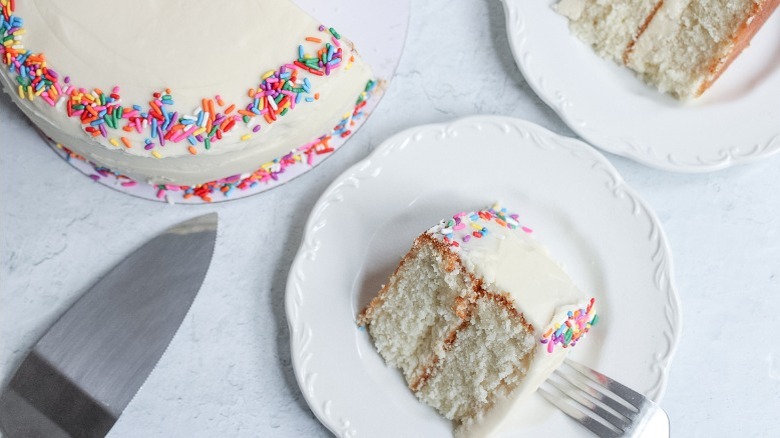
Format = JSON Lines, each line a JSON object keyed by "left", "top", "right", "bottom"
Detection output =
{"left": 0, "top": 213, "right": 218, "bottom": 438}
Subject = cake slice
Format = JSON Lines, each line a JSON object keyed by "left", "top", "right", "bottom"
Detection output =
{"left": 556, "top": 0, "right": 779, "bottom": 99}
{"left": 358, "top": 205, "right": 598, "bottom": 437}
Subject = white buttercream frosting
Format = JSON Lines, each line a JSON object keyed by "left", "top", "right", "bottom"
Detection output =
{"left": 1, "top": 0, "right": 372, "bottom": 185}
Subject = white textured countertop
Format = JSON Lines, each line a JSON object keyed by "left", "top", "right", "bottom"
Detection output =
{"left": 2, "top": 1, "right": 779, "bottom": 437}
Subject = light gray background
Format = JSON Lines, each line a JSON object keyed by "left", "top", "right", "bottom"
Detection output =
{"left": 2, "top": 1, "right": 779, "bottom": 437}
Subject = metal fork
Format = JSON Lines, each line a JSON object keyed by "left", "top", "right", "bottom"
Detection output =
{"left": 539, "top": 359, "right": 670, "bottom": 437}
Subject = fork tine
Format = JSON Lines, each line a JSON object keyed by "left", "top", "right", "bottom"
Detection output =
{"left": 539, "top": 383, "right": 623, "bottom": 438}
{"left": 547, "top": 374, "right": 633, "bottom": 431}
{"left": 555, "top": 367, "right": 639, "bottom": 420}
{"left": 563, "top": 359, "right": 646, "bottom": 409}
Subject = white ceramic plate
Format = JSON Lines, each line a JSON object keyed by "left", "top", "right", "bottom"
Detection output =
{"left": 286, "top": 116, "right": 682, "bottom": 437}
{"left": 5, "top": 0, "right": 410, "bottom": 204}
{"left": 501, "top": 0, "right": 780, "bottom": 172}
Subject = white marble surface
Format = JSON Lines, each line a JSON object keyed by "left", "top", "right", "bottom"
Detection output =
{"left": 1, "top": 1, "right": 779, "bottom": 437}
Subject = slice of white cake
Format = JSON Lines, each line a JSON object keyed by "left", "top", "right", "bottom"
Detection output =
{"left": 358, "top": 205, "right": 598, "bottom": 437}
{"left": 556, "top": 0, "right": 779, "bottom": 99}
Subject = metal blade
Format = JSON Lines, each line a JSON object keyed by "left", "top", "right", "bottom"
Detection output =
{"left": 0, "top": 213, "right": 218, "bottom": 438}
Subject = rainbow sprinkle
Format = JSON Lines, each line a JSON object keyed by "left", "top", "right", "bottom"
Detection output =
{"left": 427, "top": 204, "right": 531, "bottom": 249}
{"left": 0, "top": 0, "right": 356, "bottom": 159}
{"left": 55, "top": 80, "right": 377, "bottom": 203}
{"left": 540, "top": 298, "right": 598, "bottom": 353}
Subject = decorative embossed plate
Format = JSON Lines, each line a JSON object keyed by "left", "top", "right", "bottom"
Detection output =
{"left": 501, "top": 0, "right": 780, "bottom": 172}
{"left": 286, "top": 116, "right": 681, "bottom": 437}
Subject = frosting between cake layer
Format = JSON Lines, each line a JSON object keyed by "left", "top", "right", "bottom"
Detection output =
{"left": 1, "top": 0, "right": 372, "bottom": 185}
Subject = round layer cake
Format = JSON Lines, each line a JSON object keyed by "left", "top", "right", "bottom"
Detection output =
{"left": 0, "top": 0, "right": 374, "bottom": 191}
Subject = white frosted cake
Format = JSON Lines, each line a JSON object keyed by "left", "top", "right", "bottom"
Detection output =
{"left": 556, "top": 0, "right": 779, "bottom": 99}
{"left": 358, "top": 205, "right": 598, "bottom": 437}
{"left": 0, "top": 0, "right": 374, "bottom": 199}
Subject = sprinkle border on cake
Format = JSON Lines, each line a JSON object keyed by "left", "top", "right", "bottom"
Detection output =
{"left": 52, "top": 80, "right": 376, "bottom": 202}
{"left": 426, "top": 204, "right": 534, "bottom": 248}
{"left": 540, "top": 297, "right": 598, "bottom": 352}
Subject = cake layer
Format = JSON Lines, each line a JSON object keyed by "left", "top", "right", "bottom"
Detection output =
{"left": 555, "top": 0, "right": 661, "bottom": 62}
{"left": 359, "top": 235, "right": 473, "bottom": 386}
{"left": 417, "top": 296, "right": 535, "bottom": 429}
{"left": 1, "top": 0, "right": 372, "bottom": 185}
